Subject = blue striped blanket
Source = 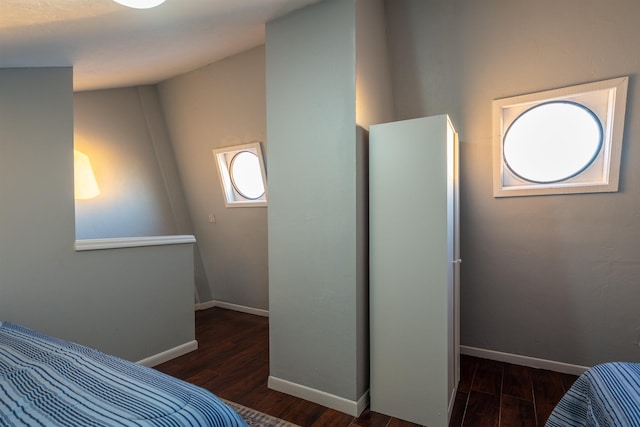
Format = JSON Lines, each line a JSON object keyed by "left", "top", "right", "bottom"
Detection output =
{"left": 0, "top": 321, "right": 247, "bottom": 426}
{"left": 545, "top": 362, "right": 640, "bottom": 427}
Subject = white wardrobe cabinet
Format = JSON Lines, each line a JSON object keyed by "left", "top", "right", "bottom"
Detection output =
{"left": 369, "top": 115, "right": 460, "bottom": 427}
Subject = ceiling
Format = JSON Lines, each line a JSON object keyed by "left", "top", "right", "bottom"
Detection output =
{"left": 0, "top": 0, "right": 319, "bottom": 91}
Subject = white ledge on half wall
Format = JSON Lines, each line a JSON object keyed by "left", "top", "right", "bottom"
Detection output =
{"left": 74, "top": 235, "right": 196, "bottom": 251}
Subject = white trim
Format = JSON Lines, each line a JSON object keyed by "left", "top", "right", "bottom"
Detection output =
{"left": 493, "top": 76, "right": 629, "bottom": 197}
{"left": 355, "top": 390, "right": 370, "bottom": 417}
{"left": 195, "top": 300, "right": 269, "bottom": 317}
{"left": 195, "top": 300, "right": 217, "bottom": 311}
{"left": 212, "top": 142, "right": 268, "bottom": 208}
{"left": 461, "top": 345, "right": 589, "bottom": 376}
{"left": 136, "top": 340, "right": 198, "bottom": 367}
{"left": 212, "top": 301, "right": 269, "bottom": 317}
{"left": 75, "top": 235, "right": 196, "bottom": 251}
{"left": 448, "top": 383, "right": 458, "bottom": 421}
{"left": 268, "top": 376, "right": 368, "bottom": 417}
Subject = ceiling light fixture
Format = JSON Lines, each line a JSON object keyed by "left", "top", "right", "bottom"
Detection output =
{"left": 112, "top": 0, "right": 166, "bottom": 9}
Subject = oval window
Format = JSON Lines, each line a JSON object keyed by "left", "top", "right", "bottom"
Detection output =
{"left": 230, "top": 151, "right": 265, "bottom": 199}
{"left": 503, "top": 101, "right": 603, "bottom": 183}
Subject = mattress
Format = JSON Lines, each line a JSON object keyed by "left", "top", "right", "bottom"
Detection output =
{"left": 0, "top": 321, "right": 247, "bottom": 426}
{"left": 545, "top": 362, "right": 640, "bottom": 427}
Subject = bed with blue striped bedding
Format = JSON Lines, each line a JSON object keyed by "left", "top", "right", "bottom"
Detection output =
{"left": 545, "top": 362, "right": 640, "bottom": 427}
{"left": 0, "top": 321, "right": 247, "bottom": 426}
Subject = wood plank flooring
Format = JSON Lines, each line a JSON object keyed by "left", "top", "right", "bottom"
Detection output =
{"left": 154, "top": 308, "right": 577, "bottom": 427}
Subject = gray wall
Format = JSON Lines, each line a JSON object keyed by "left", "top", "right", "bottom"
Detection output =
{"left": 355, "top": 0, "right": 395, "bottom": 128}
{"left": 354, "top": 0, "right": 395, "bottom": 398}
{"left": 158, "top": 46, "right": 268, "bottom": 309}
{"left": 73, "top": 86, "right": 207, "bottom": 301}
{"left": 74, "top": 87, "right": 181, "bottom": 239}
{"left": 385, "top": 0, "right": 640, "bottom": 367}
{"left": 0, "top": 67, "right": 195, "bottom": 362}
{"left": 267, "top": 0, "right": 392, "bottom": 406}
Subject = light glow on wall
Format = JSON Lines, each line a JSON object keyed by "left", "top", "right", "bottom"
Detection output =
{"left": 74, "top": 150, "right": 100, "bottom": 200}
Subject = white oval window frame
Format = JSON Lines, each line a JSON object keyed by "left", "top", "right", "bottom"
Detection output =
{"left": 213, "top": 142, "right": 268, "bottom": 207}
{"left": 492, "top": 76, "right": 628, "bottom": 197}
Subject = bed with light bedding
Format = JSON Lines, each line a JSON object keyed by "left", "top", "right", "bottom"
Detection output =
{"left": 0, "top": 321, "right": 246, "bottom": 426}
{"left": 545, "top": 362, "right": 640, "bottom": 427}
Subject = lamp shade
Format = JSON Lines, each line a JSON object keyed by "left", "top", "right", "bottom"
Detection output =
{"left": 112, "top": 0, "right": 166, "bottom": 9}
{"left": 74, "top": 150, "right": 100, "bottom": 200}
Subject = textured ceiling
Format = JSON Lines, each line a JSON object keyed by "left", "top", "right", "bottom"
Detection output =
{"left": 0, "top": 0, "right": 318, "bottom": 91}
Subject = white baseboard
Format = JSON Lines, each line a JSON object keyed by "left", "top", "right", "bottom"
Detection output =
{"left": 448, "top": 383, "right": 458, "bottom": 421}
{"left": 268, "top": 376, "right": 368, "bottom": 417}
{"left": 195, "top": 300, "right": 217, "bottom": 311}
{"left": 136, "top": 340, "right": 198, "bottom": 367}
{"left": 461, "top": 345, "right": 589, "bottom": 376}
{"left": 195, "top": 300, "right": 269, "bottom": 317}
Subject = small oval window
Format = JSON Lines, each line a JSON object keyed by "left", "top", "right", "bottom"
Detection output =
{"left": 230, "top": 151, "right": 265, "bottom": 200}
{"left": 503, "top": 101, "right": 603, "bottom": 183}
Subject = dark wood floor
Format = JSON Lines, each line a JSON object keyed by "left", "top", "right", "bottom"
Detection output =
{"left": 155, "top": 308, "right": 577, "bottom": 427}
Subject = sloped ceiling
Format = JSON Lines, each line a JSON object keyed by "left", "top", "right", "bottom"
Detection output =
{"left": 0, "top": 0, "right": 319, "bottom": 91}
